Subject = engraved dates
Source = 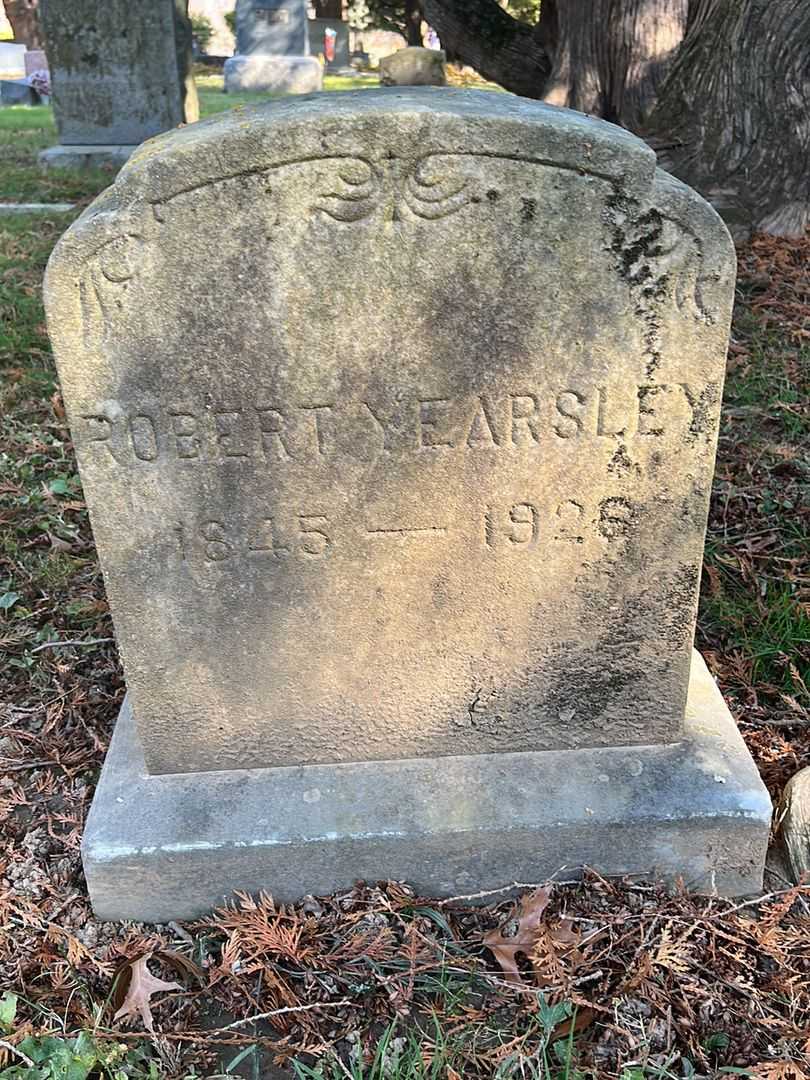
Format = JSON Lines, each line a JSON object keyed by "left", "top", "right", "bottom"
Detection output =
{"left": 172, "top": 494, "right": 636, "bottom": 569}
{"left": 175, "top": 512, "right": 332, "bottom": 564}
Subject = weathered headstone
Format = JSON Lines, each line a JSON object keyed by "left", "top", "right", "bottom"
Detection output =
{"left": 23, "top": 49, "right": 49, "bottom": 77}
{"left": 380, "top": 47, "right": 447, "bottom": 87}
{"left": 224, "top": 0, "right": 322, "bottom": 94}
{"left": 38, "top": 0, "right": 198, "bottom": 170}
{"left": 779, "top": 767, "right": 810, "bottom": 882}
{"left": 0, "top": 43, "right": 26, "bottom": 80}
{"left": 45, "top": 89, "right": 771, "bottom": 921}
{"left": 0, "top": 79, "right": 38, "bottom": 106}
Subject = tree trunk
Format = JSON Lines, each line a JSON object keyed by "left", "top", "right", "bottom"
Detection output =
{"left": 404, "top": 0, "right": 423, "bottom": 46}
{"left": 174, "top": 0, "right": 199, "bottom": 125}
{"left": 647, "top": 0, "right": 810, "bottom": 237}
{"left": 314, "top": 0, "right": 343, "bottom": 18}
{"left": 423, "top": 0, "right": 810, "bottom": 237}
{"left": 424, "top": 0, "right": 686, "bottom": 122}
{"left": 5, "top": 0, "right": 44, "bottom": 47}
{"left": 421, "top": 0, "right": 551, "bottom": 98}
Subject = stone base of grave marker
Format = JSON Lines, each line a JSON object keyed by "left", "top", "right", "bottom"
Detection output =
{"left": 0, "top": 79, "right": 39, "bottom": 106}
{"left": 82, "top": 651, "right": 771, "bottom": 922}
{"left": 224, "top": 54, "right": 323, "bottom": 93}
{"left": 39, "top": 144, "right": 136, "bottom": 170}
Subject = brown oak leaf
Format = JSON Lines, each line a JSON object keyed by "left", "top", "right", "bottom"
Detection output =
{"left": 483, "top": 887, "right": 552, "bottom": 986}
{"left": 113, "top": 955, "right": 182, "bottom": 1032}
{"left": 484, "top": 888, "right": 592, "bottom": 990}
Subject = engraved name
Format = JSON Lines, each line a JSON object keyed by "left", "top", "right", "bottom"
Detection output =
{"left": 77, "top": 382, "right": 714, "bottom": 465}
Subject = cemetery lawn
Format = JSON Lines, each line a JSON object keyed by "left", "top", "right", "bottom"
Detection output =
{"left": 0, "top": 104, "right": 808, "bottom": 1077}
{"left": 0, "top": 75, "right": 379, "bottom": 202}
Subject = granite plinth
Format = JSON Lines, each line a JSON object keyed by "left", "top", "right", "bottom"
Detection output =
{"left": 82, "top": 651, "right": 771, "bottom": 922}
{"left": 39, "top": 144, "right": 136, "bottom": 170}
{"left": 223, "top": 54, "right": 322, "bottom": 93}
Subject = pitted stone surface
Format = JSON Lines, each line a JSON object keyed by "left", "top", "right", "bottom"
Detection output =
{"left": 46, "top": 89, "right": 736, "bottom": 776}
{"left": 40, "top": 0, "right": 196, "bottom": 146}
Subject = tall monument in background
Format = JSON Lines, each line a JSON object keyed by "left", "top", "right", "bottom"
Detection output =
{"left": 39, "top": 0, "right": 198, "bottom": 169}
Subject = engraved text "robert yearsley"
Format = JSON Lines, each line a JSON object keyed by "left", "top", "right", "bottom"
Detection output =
{"left": 76, "top": 383, "right": 716, "bottom": 465}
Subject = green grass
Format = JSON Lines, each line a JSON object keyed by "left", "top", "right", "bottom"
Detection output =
{"left": 697, "top": 306, "right": 810, "bottom": 705}
{"left": 0, "top": 211, "right": 107, "bottom": 684}
{"left": 196, "top": 70, "right": 379, "bottom": 114}
{"left": 0, "top": 105, "right": 110, "bottom": 201}
{"left": 0, "top": 993, "right": 165, "bottom": 1079}
{"left": 290, "top": 1003, "right": 584, "bottom": 1080}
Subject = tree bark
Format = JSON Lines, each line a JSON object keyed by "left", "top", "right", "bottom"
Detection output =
{"left": 5, "top": 0, "right": 44, "bottom": 48}
{"left": 423, "top": 0, "right": 810, "bottom": 237}
{"left": 421, "top": 0, "right": 552, "bottom": 98}
{"left": 314, "top": 0, "right": 343, "bottom": 18}
{"left": 647, "top": 0, "right": 810, "bottom": 237}
{"left": 404, "top": 0, "right": 423, "bottom": 46}
{"left": 424, "top": 0, "right": 685, "bottom": 122}
{"left": 174, "top": 0, "right": 199, "bottom": 125}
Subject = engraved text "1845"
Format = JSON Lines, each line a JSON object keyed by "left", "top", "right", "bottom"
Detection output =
{"left": 175, "top": 513, "right": 331, "bottom": 564}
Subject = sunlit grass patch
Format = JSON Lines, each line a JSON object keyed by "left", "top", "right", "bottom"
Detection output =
{"left": 0, "top": 105, "right": 110, "bottom": 202}
{"left": 196, "top": 70, "right": 380, "bottom": 115}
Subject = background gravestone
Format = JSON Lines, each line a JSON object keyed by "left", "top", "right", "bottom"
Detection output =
{"left": 38, "top": 0, "right": 198, "bottom": 170}
{"left": 224, "top": 0, "right": 322, "bottom": 94}
{"left": 310, "top": 17, "right": 351, "bottom": 72}
{"left": 0, "top": 42, "right": 26, "bottom": 79}
{"left": 24, "top": 49, "right": 49, "bottom": 77}
{"left": 380, "top": 47, "right": 447, "bottom": 86}
{"left": 45, "top": 89, "right": 771, "bottom": 921}
{"left": 237, "top": 0, "right": 308, "bottom": 55}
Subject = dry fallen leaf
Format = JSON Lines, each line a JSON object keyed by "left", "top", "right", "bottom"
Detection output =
{"left": 113, "top": 954, "right": 182, "bottom": 1032}
{"left": 749, "top": 1063, "right": 808, "bottom": 1080}
{"left": 47, "top": 531, "right": 77, "bottom": 553}
{"left": 483, "top": 887, "right": 552, "bottom": 986}
{"left": 156, "top": 948, "right": 205, "bottom": 983}
{"left": 484, "top": 888, "right": 593, "bottom": 989}
{"left": 531, "top": 914, "right": 587, "bottom": 987}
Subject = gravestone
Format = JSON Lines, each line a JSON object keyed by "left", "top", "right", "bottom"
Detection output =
{"left": 224, "top": 0, "right": 322, "bottom": 94}
{"left": 38, "top": 0, "right": 198, "bottom": 170}
{"left": 380, "top": 47, "right": 447, "bottom": 87}
{"left": 24, "top": 49, "right": 49, "bottom": 77}
{"left": 311, "top": 17, "right": 351, "bottom": 72}
{"left": 0, "top": 43, "right": 26, "bottom": 80}
{"left": 45, "top": 89, "right": 771, "bottom": 921}
{"left": 0, "top": 79, "right": 38, "bottom": 106}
